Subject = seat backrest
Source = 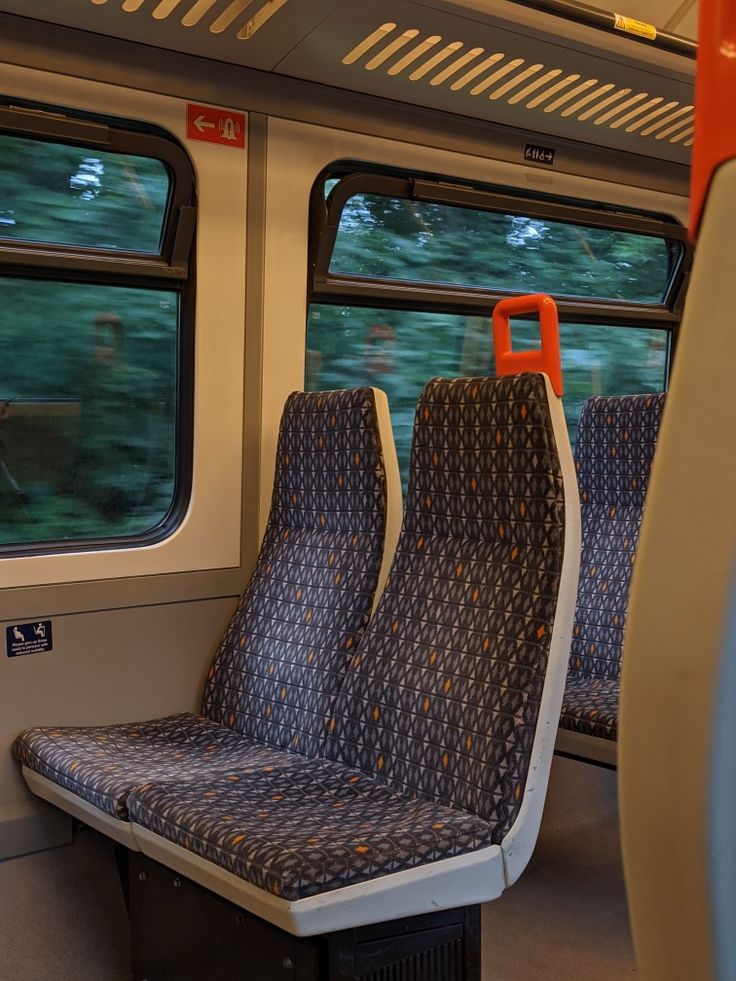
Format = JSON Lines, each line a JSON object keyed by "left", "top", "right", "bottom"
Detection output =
{"left": 323, "top": 373, "right": 572, "bottom": 842}
{"left": 569, "top": 393, "right": 665, "bottom": 683}
{"left": 201, "top": 387, "right": 399, "bottom": 757}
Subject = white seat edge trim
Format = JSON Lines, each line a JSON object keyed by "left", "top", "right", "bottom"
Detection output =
{"left": 22, "top": 766, "right": 138, "bottom": 850}
{"left": 500, "top": 372, "right": 582, "bottom": 888}
{"left": 130, "top": 823, "right": 504, "bottom": 936}
{"left": 555, "top": 728, "right": 618, "bottom": 768}
{"left": 369, "top": 386, "right": 402, "bottom": 612}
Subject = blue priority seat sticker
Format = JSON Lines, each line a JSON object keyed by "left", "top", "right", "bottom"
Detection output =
{"left": 7, "top": 620, "right": 53, "bottom": 657}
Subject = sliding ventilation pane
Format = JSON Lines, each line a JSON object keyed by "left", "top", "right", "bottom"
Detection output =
{"left": 329, "top": 192, "right": 672, "bottom": 303}
{"left": 0, "top": 134, "right": 170, "bottom": 252}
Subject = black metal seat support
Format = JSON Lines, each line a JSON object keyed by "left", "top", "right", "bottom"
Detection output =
{"left": 128, "top": 852, "right": 480, "bottom": 981}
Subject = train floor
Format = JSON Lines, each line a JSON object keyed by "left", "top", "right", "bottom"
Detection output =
{"left": 0, "top": 757, "right": 634, "bottom": 981}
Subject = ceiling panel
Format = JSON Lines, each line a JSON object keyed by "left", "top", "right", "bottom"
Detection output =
{"left": 278, "top": 0, "right": 695, "bottom": 163}
{"left": 674, "top": 5, "right": 698, "bottom": 38}
{"left": 0, "top": 0, "right": 695, "bottom": 164}
{"left": 0, "top": 0, "right": 345, "bottom": 71}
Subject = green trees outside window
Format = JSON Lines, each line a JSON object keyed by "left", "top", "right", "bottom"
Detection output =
{"left": 308, "top": 178, "right": 677, "bottom": 491}
{"left": 0, "top": 134, "right": 169, "bottom": 252}
{"left": 0, "top": 120, "right": 190, "bottom": 549}
{"left": 330, "top": 193, "right": 671, "bottom": 304}
{"left": 0, "top": 280, "right": 177, "bottom": 545}
{"left": 307, "top": 305, "right": 667, "bottom": 489}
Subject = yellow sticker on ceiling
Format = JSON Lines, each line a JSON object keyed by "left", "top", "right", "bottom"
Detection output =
{"left": 613, "top": 14, "right": 658, "bottom": 40}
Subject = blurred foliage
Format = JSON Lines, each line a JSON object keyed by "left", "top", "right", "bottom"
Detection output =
{"left": 329, "top": 193, "right": 674, "bottom": 303}
{"left": 0, "top": 134, "right": 169, "bottom": 252}
{"left": 0, "top": 134, "right": 177, "bottom": 546}
{"left": 0, "top": 145, "right": 671, "bottom": 541}
{"left": 0, "top": 287, "right": 177, "bottom": 546}
{"left": 309, "top": 189, "right": 670, "bottom": 489}
{"left": 308, "top": 305, "right": 666, "bottom": 488}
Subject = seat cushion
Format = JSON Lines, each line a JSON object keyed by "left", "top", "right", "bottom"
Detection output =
{"left": 559, "top": 678, "right": 620, "bottom": 741}
{"left": 13, "top": 713, "right": 295, "bottom": 820}
{"left": 127, "top": 758, "right": 494, "bottom": 901}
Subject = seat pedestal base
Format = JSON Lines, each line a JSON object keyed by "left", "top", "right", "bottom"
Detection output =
{"left": 127, "top": 852, "right": 481, "bottom": 981}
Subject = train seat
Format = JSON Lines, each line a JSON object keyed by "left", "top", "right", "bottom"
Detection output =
{"left": 556, "top": 393, "right": 665, "bottom": 766}
{"left": 13, "top": 387, "right": 400, "bottom": 847}
{"left": 127, "top": 368, "right": 581, "bottom": 937}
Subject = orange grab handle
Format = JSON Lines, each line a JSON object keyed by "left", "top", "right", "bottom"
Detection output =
{"left": 690, "top": 0, "right": 736, "bottom": 239}
{"left": 492, "top": 294, "right": 563, "bottom": 397}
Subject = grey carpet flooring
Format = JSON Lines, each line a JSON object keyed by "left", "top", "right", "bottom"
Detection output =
{"left": 0, "top": 757, "right": 634, "bottom": 980}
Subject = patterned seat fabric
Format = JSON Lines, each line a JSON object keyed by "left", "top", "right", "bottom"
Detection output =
{"left": 129, "top": 374, "right": 567, "bottom": 895}
{"left": 323, "top": 376, "right": 566, "bottom": 842}
{"left": 559, "top": 394, "right": 665, "bottom": 740}
{"left": 201, "top": 388, "right": 387, "bottom": 757}
{"left": 128, "top": 758, "right": 493, "bottom": 900}
{"left": 13, "top": 714, "right": 295, "bottom": 820}
{"left": 14, "top": 388, "right": 388, "bottom": 817}
{"left": 558, "top": 678, "right": 620, "bottom": 742}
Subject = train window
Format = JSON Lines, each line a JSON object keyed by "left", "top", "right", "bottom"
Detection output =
{"left": 307, "top": 168, "right": 684, "bottom": 489}
{"left": 0, "top": 106, "right": 195, "bottom": 553}
{"left": 328, "top": 193, "right": 672, "bottom": 304}
{"left": 0, "top": 133, "right": 170, "bottom": 253}
{"left": 307, "top": 304, "right": 667, "bottom": 486}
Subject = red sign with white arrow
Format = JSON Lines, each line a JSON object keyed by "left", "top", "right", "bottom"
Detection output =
{"left": 186, "top": 104, "right": 246, "bottom": 149}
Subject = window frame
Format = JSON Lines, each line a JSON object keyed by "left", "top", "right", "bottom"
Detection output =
{"left": 309, "top": 165, "right": 691, "bottom": 329}
{"left": 0, "top": 100, "right": 196, "bottom": 557}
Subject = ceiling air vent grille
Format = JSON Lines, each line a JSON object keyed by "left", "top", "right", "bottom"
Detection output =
{"left": 343, "top": 23, "right": 694, "bottom": 148}
{"left": 88, "top": 0, "right": 290, "bottom": 39}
